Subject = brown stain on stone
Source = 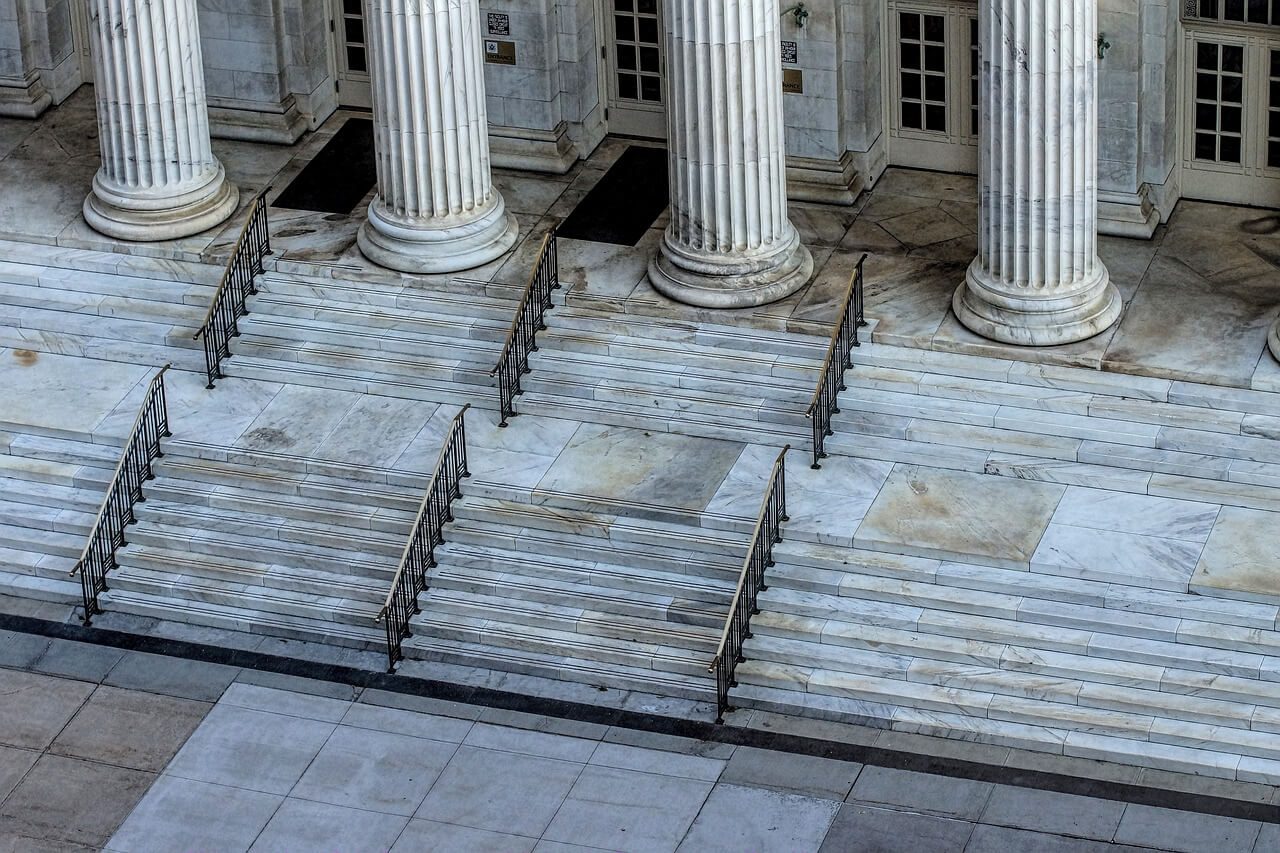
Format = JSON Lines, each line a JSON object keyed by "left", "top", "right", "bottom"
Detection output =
{"left": 12, "top": 349, "right": 37, "bottom": 366}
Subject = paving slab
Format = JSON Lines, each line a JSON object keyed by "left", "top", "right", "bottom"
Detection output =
{"left": 49, "top": 684, "right": 210, "bottom": 772}
{"left": 414, "top": 746, "right": 582, "bottom": 837}
{"left": 107, "top": 775, "right": 282, "bottom": 853}
{"left": 291, "top": 724, "right": 457, "bottom": 816}
{"left": 391, "top": 818, "right": 536, "bottom": 853}
{"left": 541, "top": 764, "right": 713, "bottom": 852}
{"left": 846, "top": 766, "right": 993, "bottom": 820}
{"left": 103, "top": 651, "right": 240, "bottom": 702}
{"left": 162, "top": 704, "right": 335, "bottom": 796}
{"left": 1112, "top": 803, "right": 1264, "bottom": 853}
{"left": 1190, "top": 506, "right": 1280, "bottom": 604}
{"left": 0, "top": 753, "right": 154, "bottom": 848}
{"left": 719, "top": 745, "right": 861, "bottom": 800}
{"left": 0, "top": 668, "right": 94, "bottom": 750}
{"left": 817, "top": 803, "right": 974, "bottom": 853}
{"left": 248, "top": 797, "right": 409, "bottom": 853}
{"left": 676, "top": 783, "right": 840, "bottom": 853}
{"left": 855, "top": 465, "right": 1064, "bottom": 570}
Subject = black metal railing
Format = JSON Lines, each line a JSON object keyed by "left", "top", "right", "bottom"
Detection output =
{"left": 193, "top": 188, "right": 272, "bottom": 389}
{"left": 709, "top": 444, "right": 790, "bottom": 724}
{"left": 70, "top": 364, "right": 173, "bottom": 624}
{"left": 376, "top": 404, "right": 471, "bottom": 672}
{"left": 492, "top": 230, "right": 559, "bottom": 426}
{"left": 805, "top": 253, "right": 868, "bottom": 469}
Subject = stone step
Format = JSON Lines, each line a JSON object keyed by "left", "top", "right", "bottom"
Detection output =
{"left": 257, "top": 273, "right": 516, "bottom": 321}
{"left": 430, "top": 556, "right": 728, "bottom": 629}
{"left": 145, "top": 477, "right": 416, "bottom": 535}
{"left": 0, "top": 280, "right": 208, "bottom": 328}
{"left": 547, "top": 307, "right": 829, "bottom": 360}
{"left": 0, "top": 260, "right": 214, "bottom": 306}
{"left": 517, "top": 395, "right": 798, "bottom": 449}
{"left": 233, "top": 339, "right": 496, "bottom": 390}
{"left": 0, "top": 522, "right": 85, "bottom": 559}
{"left": 0, "top": 239, "right": 224, "bottom": 285}
{"left": 436, "top": 540, "right": 734, "bottom": 607}
{"left": 410, "top": 594, "right": 715, "bottom": 677}
{"left": 400, "top": 632, "right": 715, "bottom": 701}
{"left": 125, "top": 518, "right": 397, "bottom": 578}
{"left": 249, "top": 294, "right": 510, "bottom": 343}
{"left": 451, "top": 497, "right": 746, "bottom": 561}
{"left": 109, "top": 563, "right": 383, "bottom": 627}
{"left": 151, "top": 457, "right": 422, "bottom": 513}
{"left": 222, "top": 356, "right": 498, "bottom": 410}
{"left": 100, "top": 587, "right": 385, "bottom": 650}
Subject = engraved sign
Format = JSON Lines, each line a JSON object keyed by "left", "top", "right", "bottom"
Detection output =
{"left": 484, "top": 39, "right": 517, "bottom": 66}
{"left": 486, "top": 13, "right": 510, "bottom": 36}
{"left": 780, "top": 40, "right": 798, "bottom": 65}
{"left": 782, "top": 68, "right": 803, "bottom": 94}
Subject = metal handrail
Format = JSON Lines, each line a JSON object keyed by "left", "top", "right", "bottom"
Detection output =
{"left": 193, "top": 188, "right": 272, "bottom": 389}
{"left": 708, "top": 444, "right": 790, "bottom": 724}
{"left": 491, "top": 230, "right": 559, "bottom": 426}
{"left": 376, "top": 404, "right": 471, "bottom": 672}
{"left": 805, "top": 253, "right": 868, "bottom": 469}
{"left": 70, "top": 364, "right": 173, "bottom": 625}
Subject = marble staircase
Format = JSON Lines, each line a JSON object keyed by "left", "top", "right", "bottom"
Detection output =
{"left": 519, "top": 306, "right": 828, "bottom": 446}
{"left": 0, "top": 422, "right": 119, "bottom": 604}
{"left": 731, "top": 538, "right": 1280, "bottom": 783}
{"left": 826, "top": 343, "right": 1280, "bottom": 512}
{"left": 402, "top": 492, "right": 746, "bottom": 700}
{"left": 221, "top": 269, "right": 519, "bottom": 408}
{"left": 0, "top": 239, "right": 218, "bottom": 372}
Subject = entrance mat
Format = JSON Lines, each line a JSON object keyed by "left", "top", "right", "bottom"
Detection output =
{"left": 557, "top": 144, "right": 669, "bottom": 245}
{"left": 272, "top": 117, "right": 377, "bottom": 215}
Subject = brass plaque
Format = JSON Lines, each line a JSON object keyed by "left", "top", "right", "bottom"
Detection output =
{"left": 484, "top": 39, "right": 517, "bottom": 66}
{"left": 782, "top": 68, "right": 803, "bottom": 95}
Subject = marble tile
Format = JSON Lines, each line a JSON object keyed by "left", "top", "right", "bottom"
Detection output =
{"left": 313, "top": 395, "right": 441, "bottom": 468}
{"left": 0, "top": 350, "right": 148, "bottom": 437}
{"left": 535, "top": 422, "right": 745, "bottom": 512}
{"left": 1049, "top": 487, "right": 1219, "bottom": 543}
{"left": 1190, "top": 506, "right": 1280, "bottom": 605}
{"left": 233, "top": 384, "right": 360, "bottom": 456}
{"left": 1030, "top": 523, "right": 1204, "bottom": 592}
{"left": 855, "top": 465, "right": 1065, "bottom": 570}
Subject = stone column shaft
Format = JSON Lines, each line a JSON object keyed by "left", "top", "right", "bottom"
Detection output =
{"left": 954, "top": 0, "right": 1120, "bottom": 345}
{"left": 358, "top": 0, "right": 517, "bottom": 274}
{"left": 84, "top": 0, "right": 238, "bottom": 241}
{"left": 649, "top": 0, "right": 812, "bottom": 308}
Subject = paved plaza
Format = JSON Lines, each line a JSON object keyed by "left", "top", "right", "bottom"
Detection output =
{"left": 0, "top": 631, "right": 1275, "bottom": 852}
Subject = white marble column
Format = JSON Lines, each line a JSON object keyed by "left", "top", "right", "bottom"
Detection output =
{"left": 648, "top": 0, "right": 813, "bottom": 308}
{"left": 358, "top": 0, "right": 518, "bottom": 274}
{"left": 83, "top": 0, "right": 238, "bottom": 241}
{"left": 953, "top": 0, "right": 1121, "bottom": 345}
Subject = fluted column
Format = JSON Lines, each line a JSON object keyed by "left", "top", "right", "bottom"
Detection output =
{"left": 83, "top": 0, "right": 238, "bottom": 241}
{"left": 953, "top": 0, "right": 1121, "bottom": 345}
{"left": 648, "top": 0, "right": 812, "bottom": 308}
{"left": 358, "top": 0, "right": 517, "bottom": 274}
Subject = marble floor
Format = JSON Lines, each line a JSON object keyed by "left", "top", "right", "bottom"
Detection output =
{"left": 2, "top": 88, "right": 1278, "bottom": 392}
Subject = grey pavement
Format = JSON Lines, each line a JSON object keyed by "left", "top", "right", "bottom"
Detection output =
{"left": 0, "top": 633, "right": 1274, "bottom": 852}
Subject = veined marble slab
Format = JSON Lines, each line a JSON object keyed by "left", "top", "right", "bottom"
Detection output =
{"left": 855, "top": 465, "right": 1064, "bottom": 570}
{"left": 1049, "top": 488, "right": 1219, "bottom": 543}
{"left": 1190, "top": 506, "right": 1280, "bottom": 606}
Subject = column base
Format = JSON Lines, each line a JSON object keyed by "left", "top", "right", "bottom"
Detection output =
{"left": 83, "top": 164, "right": 240, "bottom": 242}
{"left": 953, "top": 259, "right": 1122, "bottom": 347}
{"left": 357, "top": 194, "right": 520, "bottom": 274}
{"left": 648, "top": 229, "right": 814, "bottom": 309}
{"left": 1269, "top": 318, "right": 1280, "bottom": 364}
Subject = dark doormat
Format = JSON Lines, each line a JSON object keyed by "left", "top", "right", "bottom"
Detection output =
{"left": 557, "top": 145, "right": 669, "bottom": 245}
{"left": 272, "top": 118, "right": 377, "bottom": 214}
